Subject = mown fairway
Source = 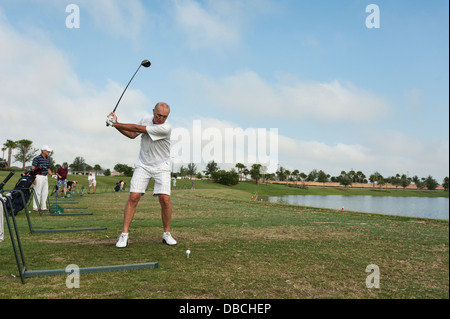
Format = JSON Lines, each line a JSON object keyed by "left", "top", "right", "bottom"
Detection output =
{"left": 0, "top": 177, "right": 448, "bottom": 299}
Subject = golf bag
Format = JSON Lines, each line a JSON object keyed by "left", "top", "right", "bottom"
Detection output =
{"left": 3, "top": 167, "right": 42, "bottom": 216}
{"left": 1, "top": 194, "right": 4, "bottom": 242}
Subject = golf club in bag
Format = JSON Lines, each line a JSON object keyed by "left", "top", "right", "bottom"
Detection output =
{"left": 3, "top": 167, "right": 43, "bottom": 216}
{"left": 1, "top": 171, "right": 16, "bottom": 242}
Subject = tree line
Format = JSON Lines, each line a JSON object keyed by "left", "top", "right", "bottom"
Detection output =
{"left": 1, "top": 139, "right": 102, "bottom": 174}
{"left": 1, "top": 139, "right": 140, "bottom": 178}
{"left": 176, "top": 160, "right": 449, "bottom": 191}
{"left": 2, "top": 139, "right": 448, "bottom": 190}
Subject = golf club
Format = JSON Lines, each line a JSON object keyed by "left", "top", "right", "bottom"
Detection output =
{"left": 107, "top": 59, "right": 151, "bottom": 126}
{"left": 0, "top": 171, "right": 15, "bottom": 192}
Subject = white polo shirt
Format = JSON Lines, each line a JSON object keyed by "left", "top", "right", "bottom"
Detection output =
{"left": 135, "top": 115, "right": 172, "bottom": 171}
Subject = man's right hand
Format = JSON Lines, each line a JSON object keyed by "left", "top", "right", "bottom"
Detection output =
{"left": 106, "top": 115, "right": 116, "bottom": 127}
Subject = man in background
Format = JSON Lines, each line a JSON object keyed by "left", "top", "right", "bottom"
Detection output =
{"left": 56, "top": 163, "right": 68, "bottom": 198}
{"left": 32, "top": 145, "right": 53, "bottom": 212}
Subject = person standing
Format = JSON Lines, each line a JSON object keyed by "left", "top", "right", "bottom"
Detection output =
{"left": 32, "top": 145, "right": 53, "bottom": 212}
{"left": 88, "top": 171, "right": 96, "bottom": 194}
{"left": 56, "top": 163, "right": 68, "bottom": 198}
{"left": 106, "top": 102, "right": 176, "bottom": 248}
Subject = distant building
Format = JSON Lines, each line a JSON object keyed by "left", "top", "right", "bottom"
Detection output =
{"left": 110, "top": 170, "right": 124, "bottom": 177}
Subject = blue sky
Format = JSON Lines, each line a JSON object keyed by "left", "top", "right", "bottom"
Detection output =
{"left": 0, "top": 0, "right": 448, "bottom": 181}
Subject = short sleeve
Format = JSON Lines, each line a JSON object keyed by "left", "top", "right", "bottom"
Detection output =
{"left": 146, "top": 123, "right": 172, "bottom": 141}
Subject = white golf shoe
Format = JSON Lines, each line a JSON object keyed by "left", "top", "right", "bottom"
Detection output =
{"left": 116, "top": 233, "right": 128, "bottom": 248}
{"left": 162, "top": 232, "right": 177, "bottom": 245}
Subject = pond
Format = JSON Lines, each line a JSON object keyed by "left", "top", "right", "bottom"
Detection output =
{"left": 262, "top": 195, "right": 449, "bottom": 220}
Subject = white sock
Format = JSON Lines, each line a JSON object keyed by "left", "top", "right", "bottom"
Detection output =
{"left": 122, "top": 232, "right": 128, "bottom": 237}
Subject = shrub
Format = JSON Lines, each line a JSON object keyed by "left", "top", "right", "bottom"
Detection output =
{"left": 212, "top": 170, "right": 239, "bottom": 186}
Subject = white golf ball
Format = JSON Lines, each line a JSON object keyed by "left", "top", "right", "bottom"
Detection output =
{"left": 186, "top": 249, "right": 191, "bottom": 255}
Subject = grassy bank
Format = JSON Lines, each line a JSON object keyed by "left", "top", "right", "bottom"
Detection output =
{"left": 1, "top": 178, "right": 448, "bottom": 299}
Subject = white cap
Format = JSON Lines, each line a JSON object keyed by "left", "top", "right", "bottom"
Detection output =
{"left": 41, "top": 145, "right": 52, "bottom": 152}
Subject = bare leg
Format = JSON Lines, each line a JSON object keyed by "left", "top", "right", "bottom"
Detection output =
{"left": 158, "top": 194, "right": 172, "bottom": 232}
{"left": 122, "top": 192, "right": 142, "bottom": 233}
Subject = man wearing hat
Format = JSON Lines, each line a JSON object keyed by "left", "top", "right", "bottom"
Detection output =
{"left": 31, "top": 145, "right": 54, "bottom": 212}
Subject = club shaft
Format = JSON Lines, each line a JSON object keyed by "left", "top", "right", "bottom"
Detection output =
{"left": 112, "top": 64, "right": 142, "bottom": 113}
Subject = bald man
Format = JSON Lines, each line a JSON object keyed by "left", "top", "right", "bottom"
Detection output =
{"left": 107, "top": 102, "right": 176, "bottom": 248}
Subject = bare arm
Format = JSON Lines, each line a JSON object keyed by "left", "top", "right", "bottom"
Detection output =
{"left": 108, "top": 112, "right": 146, "bottom": 139}
{"left": 113, "top": 122, "right": 147, "bottom": 139}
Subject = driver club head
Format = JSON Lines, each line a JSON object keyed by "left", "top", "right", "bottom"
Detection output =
{"left": 141, "top": 59, "right": 151, "bottom": 68}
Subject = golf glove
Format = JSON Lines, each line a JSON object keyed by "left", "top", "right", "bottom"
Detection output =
{"left": 106, "top": 115, "right": 116, "bottom": 127}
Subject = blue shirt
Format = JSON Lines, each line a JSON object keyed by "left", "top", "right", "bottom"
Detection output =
{"left": 32, "top": 154, "right": 51, "bottom": 175}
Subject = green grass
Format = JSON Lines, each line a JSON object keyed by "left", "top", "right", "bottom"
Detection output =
{"left": 0, "top": 174, "right": 448, "bottom": 299}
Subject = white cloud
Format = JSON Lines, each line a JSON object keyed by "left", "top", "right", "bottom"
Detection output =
{"left": 404, "top": 88, "right": 423, "bottom": 111}
{"left": 177, "top": 69, "right": 391, "bottom": 122}
{"left": 172, "top": 0, "right": 242, "bottom": 49}
{"left": 277, "top": 132, "right": 449, "bottom": 181}
{"left": 77, "top": 0, "right": 147, "bottom": 43}
{"left": 277, "top": 136, "right": 372, "bottom": 174}
{"left": 0, "top": 15, "right": 150, "bottom": 170}
{"left": 366, "top": 130, "right": 449, "bottom": 179}
{"left": 168, "top": 116, "right": 449, "bottom": 181}
{"left": 171, "top": 0, "right": 275, "bottom": 50}
{"left": 1, "top": 5, "right": 447, "bottom": 182}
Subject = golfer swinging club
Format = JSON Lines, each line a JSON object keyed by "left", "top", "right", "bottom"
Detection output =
{"left": 106, "top": 102, "right": 176, "bottom": 248}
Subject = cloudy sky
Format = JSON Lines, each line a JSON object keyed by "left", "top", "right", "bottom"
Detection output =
{"left": 0, "top": 0, "right": 448, "bottom": 181}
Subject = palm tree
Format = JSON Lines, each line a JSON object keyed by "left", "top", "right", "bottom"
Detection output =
{"left": 93, "top": 164, "right": 102, "bottom": 175}
{"left": 276, "top": 166, "right": 286, "bottom": 181}
{"left": 204, "top": 161, "right": 219, "bottom": 178}
{"left": 339, "top": 175, "right": 352, "bottom": 189}
{"left": 291, "top": 169, "right": 299, "bottom": 186}
{"left": 370, "top": 171, "right": 383, "bottom": 188}
{"left": 442, "top": 177, "right": 449, "bottom": 191}
{"left": 285, "top": 169, "right": 291, "bottom": 185}
{"left": 250, "top": 164, "right": 262, "bottom": 184}
{"left": 243, "top": 168, "right": 250, "bottom": 180}
{"left": 400, "top": 174, "right": 411, "bottom": 190}
{"left": 377, "top": 176, "right": 386, "bottom": 189}
{"left": 356, "top": 171, "right": 365, "bottom": 183}
{"left": 13, "top": 139, "right": 38, "bottom": 169}
{"left": 299, "top": 172, "right": 307, "bottom": 187}
{"left": 187, "top": 163, "right": 197, "bottom": 179}
{"left": 235, "top": 163, "right": 246, "bottom": 181}
{"left": 3, "top": 140, "right": 17, "bottom": 168}
{"left": 317, "top": 170, "right": 329, "bottom": 185}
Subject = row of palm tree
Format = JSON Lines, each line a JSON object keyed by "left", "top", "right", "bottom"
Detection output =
{"left": 2, "top": 139, "right": 37, "bottom": 170}
{"left": 177, "top": 161, "right": 447, "bottom": 190}
{"left": 1, "top": 140, "right": 103, "bottom": 175}
{"left": 234, "top": 163, "right": 448, "bottom": 191}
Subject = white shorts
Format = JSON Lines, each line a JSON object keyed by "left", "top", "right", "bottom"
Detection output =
{"left": 130, "top": 166, "right": 171, "bottom": 196}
